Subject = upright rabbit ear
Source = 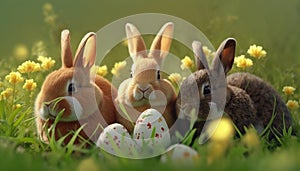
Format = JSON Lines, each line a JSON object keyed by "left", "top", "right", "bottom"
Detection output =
{"left": 211, "top": 38, "right": 236, "bottom": 74}
{"left": 61, "top": 29, "right": 73, "bottom": 68}
{"left": 192, "top": 41, "right": 209, "bottom": 70}
{"left": 149, "top": 22, "right": 174, "bottom": 66}
{"left": 73, "top": 32, "right": 96, "bottom": 71}
{"left": 125, "top": 23, "right": 147, "bottom": 61}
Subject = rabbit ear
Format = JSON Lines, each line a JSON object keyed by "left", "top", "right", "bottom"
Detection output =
{"left": 192, "top": 41, "right": 209, "bottom": 70}
{"left": 211, "top": 38, "right": 236, "bottom": 74}
{"left": 61, "top": 30, "right": 73, "bottom": 68}
{"left": 73, "top": 32, "right": 96, "bottom": 71}
{"left": 125, "top": 23, "right": 147, "bottom": 61}
{"left": 149, "top": 22, "right": 174, "bottom": 66}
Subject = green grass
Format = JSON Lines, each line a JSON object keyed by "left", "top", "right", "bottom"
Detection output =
{"left": 1, "top": 1, "right": 300, "bottom": 171}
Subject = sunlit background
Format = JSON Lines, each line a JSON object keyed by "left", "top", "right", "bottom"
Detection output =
{"left": 1, "top": 0, "right": 300, "bottom": 70}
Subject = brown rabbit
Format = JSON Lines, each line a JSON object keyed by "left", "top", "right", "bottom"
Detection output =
{"left": 177, "top": 38, "right": 293, "bottom": 141}
{"left": 227, "top": 73, "right": 293, "bottom": 136}
{"left": 35, "top": 30, "right": 117, "bottom": 144}
{"left": 176, "top": 39, "right": 258, "bottom": 140}
{"left": 115, "top": 22, "right": 177, "bottom": 133}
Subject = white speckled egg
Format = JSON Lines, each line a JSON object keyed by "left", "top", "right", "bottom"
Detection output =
{"left": 133, "top": 108, "right": 171, "bottom": 151}
{"left": 160, "top": 144, "right": 200, "bottom": 163}
{"left": 97, "top": 123, "right": 137, "bottom": 158}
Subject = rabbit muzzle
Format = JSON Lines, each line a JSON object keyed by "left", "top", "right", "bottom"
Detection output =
{"left": 39, "top": 96, "right": 83, "bottom": 122}
{"left": 133, "top": 84, "right": 154, "bottom": 101}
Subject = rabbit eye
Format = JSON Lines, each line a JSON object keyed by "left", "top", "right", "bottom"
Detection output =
{"left": 202, "top": 83, "right": 211, "bottom": 95}
{"left": 130, "top": 72, "right": 133, "bottom": 78}
{"left": 67, "top": 83, "right": 76, "bottom": 94}
{"left": 157, "top": 70, "right": 160, "bottom": 80}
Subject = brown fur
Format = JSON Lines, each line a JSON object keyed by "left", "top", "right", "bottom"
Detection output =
{"left": 227, "top": 72, "right": 293, "bottom": 134}
{"left": 176, "top": 38, "right": 292, "bottom": 141}
{"left": 115, "top": 23, "right": 177, "bottom": 132}
{"left": 35, "top": 30, "right": 117, "bottom": 144}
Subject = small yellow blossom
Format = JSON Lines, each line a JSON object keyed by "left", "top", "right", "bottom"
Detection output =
{"left": 111, "top": 61, "right": 127, "bottom": 76}
{"left": 14, "top": 44, "right": 29, "bottom": 60}
{"left": 234, "top": 55, "right": 253, "bottom": 69}
{"left": 23, "top": 79, "right": 37, "bottom": 91}
{"left": 181, "top": 56, "right": 194, "bottom": 70}
{"left": 207, "top": 118, "right": 234, "bottom": 164}
{"left": 247, "top": 44, "right": 267, "bottom": 59}
{"left": 37, "top": 56, "right": 55, "bottom": 70}
{"left": 202, "top": 46, "right": 215, "bottom": 59}
{"left": 13, "top": 104, "right": 22, "bottom": 110}
{"left": 17, "top": 60, "right": 41, "bottom": 73}
{"left": 282, "top": 86, "right": 296, "bottom": 96}
{"left": 96, "top": 65, "right": 108, "bottom": 77}
{"left": 168, "top": 73, "right": 182, "bottom": 84}
{"left": 32, "top": 41, "right": 47, "bottom": 56}
{"left": 242, "top": 129, "right": 261, "bottom": 151}
{"left": 286, "top": 100, "right": 299, "bottom": 110}
{"left": 208, "top": 117, "right": 235, "bottom": 143}
{"left": 1, "top": 88, "right": 13, "bottom": 100}
{"left": 5, "top": 72, "right": 24, "bottom": 84}
{"left": 43, "top": 3, "right": 53, "bottom": 14}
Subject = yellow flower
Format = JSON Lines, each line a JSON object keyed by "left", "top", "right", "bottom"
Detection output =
{"left": 242, "top": 129, "right": 261, "bottom": 151}
{"left": 202, "top": 46, "right": 215, "bottom": 58}
{"left": 247, "top": 44, "right": 267, "bottom": 59}
{"left": 37, "top": 56, "right": 55, "bottom": 70}
{"left": 5, "top": 72, "right": 24, "bottom": 84}
{"left": 207, "top": 118, "right": 234, "bottom": 164}
{"left": 111, "top": 61, "right": 127, "bottom": 76}
{"left": 96, "top": 65, "right": 108, "bottom": 77}
{"left": 181, "top": 56, "right": 194, "bottom": 70}
{"left": 1, "top": 88, "right": 13, "bottom": 100}
{"left": 13, "top": 104, "right": 22, "bottom": 110}
{"left": 168, "top": 73, "right": 182, "bottom": 84}
{"left": 17, "top": 60, "right": 41, "bottom": 73}
{"left": 208, "top": 117, "right": 235, "bottom": 143}
{"left": 282, "top": 86, "right": 296, "bottom": 95}
{"left": 234, "top": 55, "right": 253, "bottom": 69}
{"left": 43, "top": 3, "right": 53, "bottom": 14}
{"left": 286, "top": 100, "right": 299, "bottom": 110}
{"left": 32, "top": 41, "right": 47, "bottom": 56}
{"left": 23, "top": 79, "right": 37, "bottom": 91}
{"left": 14, "top": 44, "right": 29, "bottom": 60}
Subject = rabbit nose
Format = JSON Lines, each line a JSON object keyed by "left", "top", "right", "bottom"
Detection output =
{"left": 137, "top": 84, "right": 150, "bottom": 92}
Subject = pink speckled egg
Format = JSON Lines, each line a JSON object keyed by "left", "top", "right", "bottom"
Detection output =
{"left": 133, "top": 108, "right": 171, "bottom": 151}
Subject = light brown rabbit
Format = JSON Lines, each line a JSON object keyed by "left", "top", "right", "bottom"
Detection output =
{"left": 35, "top": 30, "right": 117, "bottom": 144}
{"left": 115, "top": 22, "right": 177, "bottom": 133}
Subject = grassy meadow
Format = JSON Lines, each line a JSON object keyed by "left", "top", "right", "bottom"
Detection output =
{"left": 0, "top": 0, "right": 300, "bottom": 171}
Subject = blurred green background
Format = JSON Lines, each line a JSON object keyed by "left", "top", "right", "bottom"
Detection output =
{"left": 1, "top": 0, "right": 300, "bottom": 82}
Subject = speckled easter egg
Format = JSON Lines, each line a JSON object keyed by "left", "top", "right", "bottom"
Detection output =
{"left": 97, "top": 123, "right": 136, "bottom": 158}
{"left": 160, "top": 144, "right": 200, "bottom": 163}
{"left": 133, "top": 108, "right": 171, "bottom": 151}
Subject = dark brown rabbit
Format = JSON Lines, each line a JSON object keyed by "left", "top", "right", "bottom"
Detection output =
{"left": 177, "top": 38, "right": 293, "bottom": 141}
{"left": 227, "top": 72, "right": 293, "bottom": 136}
{"left": 176, "top": 38, "right": 258, "bottom": 140}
